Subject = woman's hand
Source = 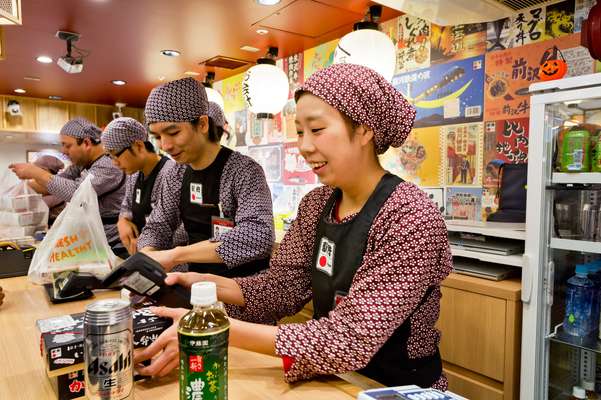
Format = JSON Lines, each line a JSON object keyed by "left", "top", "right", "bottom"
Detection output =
{"left": 166, "top": 272, "right": 245, "bottom": 306}
{"left": 133, "top": 306, "right": 188, "bottom": 377}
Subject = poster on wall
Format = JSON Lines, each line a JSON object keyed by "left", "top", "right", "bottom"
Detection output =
{"left": 247, "top": 144, "right": 283, "bottom": 183}
{"left": 430, "top": 23, "right": 486, "bottom": 65}
{"left": 486, "top": 5, "right": 546, "bottom": 52}
{"left": 283, "top": 142, "right": 316, "bottom": 185}
{"left": 575, "top": 0, "right": 596, "bottom": 32}
{"left": 283, "top": 52, "right": 304, "bottom": 100}
{"left": 303, "top": 39, "right": 338, "bottom": 81}
{"left": 282, "top": 99, "right": 298, "bottom": 141}
{"left": 484, "top": 34, "right": 582, "bottom": 121}
{"left": 563, "top": 45, "right": 597, "bottom": 77}
{"left": 233, "top": 109, "right": 248, "bottom": 147}
{"left": 395, "top": 14, "right": 431, "bottom": 73}
{"left": 482, "top": 118, "right": 529, "bottom": 188}
{"left": 482, "top": 187, "right": 499, "bottom": 220}
{"left": 393, "top": 55, "right": 485, "bottom": 128}
{"left": 545, "top": 0, "right": 575, "bottom": 39}
{"left": 221, "top": 73, "right": 245, "bottom": 113}
{"left": 443, "top": 122, "right": 483, "bottom": 186}
{"left": 379, "top": 126, "right": 442, "bottom": 187}
{"left": 445, "top": 187, "right": 483, "bottom": 221}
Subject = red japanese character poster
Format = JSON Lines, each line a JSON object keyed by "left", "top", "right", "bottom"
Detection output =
{"left": 282, "top": 142, "right": 316, "bottom": 185}
{"left": 484, "top": 34, "right": 581, "bottom": 121}
{"left": 430, "top": 23, "right": 486, "bottom": 65}
{"left": 283, "top": 52, "right": 304, "bottom": 100}
{"left": 482, "top": 118, "right": 529, "bottom": 188}
{"left": 443, "top": 123, "right": 483, "bottom": 186}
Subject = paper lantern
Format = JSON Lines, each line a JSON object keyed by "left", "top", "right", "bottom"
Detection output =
{"left": 205, "top": 87, "right": 225, "bottom": 112}
{"left": 334, "top": 29, "right": 396, "bottom": 82}
{"left": 242, "top": 63, "right": 289, "bottom": 118}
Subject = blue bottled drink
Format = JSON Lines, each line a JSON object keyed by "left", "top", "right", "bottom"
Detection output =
{"left": 587, "top": 262, "right": 601, "bottom": 336}
{"left": 563, "top": 264, "right": 595, "bottom": 337}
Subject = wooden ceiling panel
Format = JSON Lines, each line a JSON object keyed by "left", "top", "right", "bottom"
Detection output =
{"left": 0, "top": 0, "right": 401, "bottom": 107}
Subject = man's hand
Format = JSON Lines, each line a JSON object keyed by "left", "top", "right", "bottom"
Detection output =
{"left": 118, "top": 218, "right": 139, "bottom": 255}
{"left": 166, "top": 272, "right": 245, "bottom": 306}
{"left": 142, "top": 248, "right": 179, "bottom": 272}
{"left": 8, "top": 163, "right": 49, "bottom": 181}
{"left": 133, "top": 307, "right": 188, "bottom": 377}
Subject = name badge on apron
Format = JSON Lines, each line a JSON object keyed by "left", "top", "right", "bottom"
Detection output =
{"left": 190, "top": 183, "right": 203, "bottom": 205}
{"left": 212, "top": 216, "right": 234, "bottom": 241}
{"left": 135, "top": 188, "right": 142, "bottom": 204}
{"left": 316, "top": 237, "right": 335, "bottom": 276}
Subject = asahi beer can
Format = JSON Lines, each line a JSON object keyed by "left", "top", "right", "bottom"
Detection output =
{"left": 84, "top": 299, "right": 134, "bottom": 400}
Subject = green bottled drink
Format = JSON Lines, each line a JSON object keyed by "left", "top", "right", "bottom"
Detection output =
{"left": 178, "top": 282, "right": 230, "bottom": 400}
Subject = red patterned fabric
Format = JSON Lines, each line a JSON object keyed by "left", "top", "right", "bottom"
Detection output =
{"left": 227, "top": 182, "right": 452, "bottom": 388}
{"left": 295, "top": 63, "right": 416, "bottom": 155}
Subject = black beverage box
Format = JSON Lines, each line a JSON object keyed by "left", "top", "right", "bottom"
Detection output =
{"left": 38, "top": 306, "right": 172, "bottom": 371}
{"left": 50, "top": 369, "right": 86, "bottom": 400}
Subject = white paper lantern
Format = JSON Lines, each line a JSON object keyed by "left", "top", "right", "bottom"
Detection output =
{"left": 334, "top": 29, "right": 396, "bottom": 82}
{"left": 242, "top": 63, "right": 289, "bottom": 117}
{"left": 205, "top": 87, "right": 225, "bottom": 112}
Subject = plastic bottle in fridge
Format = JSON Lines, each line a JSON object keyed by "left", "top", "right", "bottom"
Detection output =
{"left": 564, "top": 264, "right": 595, "bottom": 337}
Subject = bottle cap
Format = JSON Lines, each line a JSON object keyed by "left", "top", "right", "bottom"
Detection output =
{"left": 191, "top": 282, "right": 218, "bottom": 306}
{"left": 575, "top": 265, "right": 589, "bottom": 275}
{"left": 573, "top": 386, "right": 586, "bottom": 399}
{"left": 582, "top": 380, "right": 595, "bottom": 391}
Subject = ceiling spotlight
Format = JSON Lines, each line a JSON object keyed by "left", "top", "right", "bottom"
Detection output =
{"left": 240, "top": 45, "right": 260, "bottom": 52}
{"left": 36, "top": 55, "right": 53, "bottom": 64}
{"left": 14, "top": 88, "right": 26, "bottom": 94}
{"left": 256, "top": 0, "right": 281, "bottom": 5}
{"left": 49, "top": 95, "right": 63, "bottom": 100}
{"left": 160, "top": 49, "right": 181, "bottom": 57}
{"left": 24, "top": 76, "right": 41, "bottom": 81}
{"left": 158, "top": 76, "right": 166, "bottom": 81}
{"left": 184, "top": 71, "right": 200, "bottom": 76}
{"left": 256, "top": 28, "right": 269, "bottom": 35}
{"left": 111, "top": 80, "right": 127, "bottom": 86}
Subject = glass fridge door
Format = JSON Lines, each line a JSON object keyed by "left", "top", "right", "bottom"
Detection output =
{"left": 537, "top": 94, "right": 601, "bottom": 400}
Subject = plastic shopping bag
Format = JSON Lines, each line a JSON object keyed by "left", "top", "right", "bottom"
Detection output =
{"left": 28, "top": 175, "right": 118, "bottom": 284}
{"left": 0, "top": 174, "right": 49, "bottom": 239}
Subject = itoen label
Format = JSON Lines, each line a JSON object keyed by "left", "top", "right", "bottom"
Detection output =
{"left": 85, "top": 329, "right": 133, "bottom": 399}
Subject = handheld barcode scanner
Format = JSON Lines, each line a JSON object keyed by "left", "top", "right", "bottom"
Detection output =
{"left": 102, "top": 252, "right": 192, "bottom": 309}
{"left": 44, "top": 271, "right": 103, "bottom": 303}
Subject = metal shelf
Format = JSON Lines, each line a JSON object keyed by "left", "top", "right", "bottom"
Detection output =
{"left": 552, "top": 172, "right": 601, "bottom": 185}
{"left": 547, "top": 323, "right": 601, "bottom": 354}
{"left": 550, "top": 238, "right": 601, "bottom": 254}
{"left": 450, "top": 246, "right": 524, "bottom": 267}
{"left": 445, "top": 220, "right": 525, "bottom": 240}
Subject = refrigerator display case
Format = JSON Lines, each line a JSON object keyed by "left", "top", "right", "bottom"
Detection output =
{"left": 522, "top": 72, "right": 601, "bottom": 400}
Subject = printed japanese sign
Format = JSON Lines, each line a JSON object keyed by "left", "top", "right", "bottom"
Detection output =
{"left": 484, "top": 34, "right": 581, "bottom": 121}
{"left": 220, "top": 73, "right": 245, "bottom": 113}
{"left": 486, "top": 6, "right": 546, "bottom": 52}
{"left": 430, "top": 23, "right": 486, "bottom": 65}
{"left": 443, "top": 122, "right": 483, "bottom": 186}
{"left": 283, "top": 142, "right": 316, "bottom": 185}
{"left": 395, "top": 15, "right": 431, "bottom": 73}
{"left": 247, "top": 144, "right": 283, "bottom": 183}
{"left": 575, "top": 0, "right": 596, "bottom": 32}
{"left": 379, "top": 126, "right": 442, "bottom": 187}
{"left": 482, "top": 118, "right": 529, "bottom": 188}
{"left": 446, "top": 187, "right": 483, "bottom": 221}
{"left": 283, "top": 52, "right": 304, "bottom": 99}
{"left": 393, "top": 55, "right": 485, "bottom": 128}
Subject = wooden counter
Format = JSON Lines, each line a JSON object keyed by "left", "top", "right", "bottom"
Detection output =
{"left": 0, "top": 276, "right": 363, "bottom": 399}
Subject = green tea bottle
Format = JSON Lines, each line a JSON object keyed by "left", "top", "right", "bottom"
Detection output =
{"left": 592, "top": 129, "right": 601, "bottom": 172}
{"left": 179, "top": 282, "right": 230, "bottom": 400}
{"left": 561, "top": 128, "right": 591, "bottom": 172}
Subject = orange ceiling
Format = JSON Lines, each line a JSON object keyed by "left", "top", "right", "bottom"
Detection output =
{"left": 0, "top": 0, "right": 400, "bottom": 107}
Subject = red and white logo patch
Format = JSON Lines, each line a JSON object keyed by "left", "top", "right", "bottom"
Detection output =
{"left": 189, "top": 354, "right": 204, "bottom": 372}
{"left": 316, "top": 237, "right": 335, "bottom": 276}
{"left": 190, "top": 183, "right": 203, "bottom": 205}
